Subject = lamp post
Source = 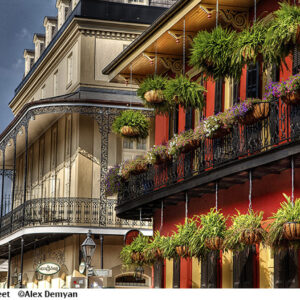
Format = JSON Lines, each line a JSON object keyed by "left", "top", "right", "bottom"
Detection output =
{"left": 81, "top": 230, "right": 96, "bottom": 288}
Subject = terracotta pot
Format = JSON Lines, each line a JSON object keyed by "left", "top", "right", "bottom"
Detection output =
{"left": 283, "top": 222, "right": 300, "bottom": 240}
{"left": 120, "top": 126, "right": 139, "bottom": 137}
{"left": 281, "top": 90, "right": 300, "bottom": 105}
{"left": 208, "top": 127, "right": 231, "bottom": 139}
{"left": 144, "top": 90, "right": 164, "bottom": 104}
{"left": 239, "top": 229, "right": 263, "bottom": 245}
{"left": 239, "top": 102, "right": 270, "bottom": 125}
{"left": 204, "top": 237, "right": 224, "bottom": 251}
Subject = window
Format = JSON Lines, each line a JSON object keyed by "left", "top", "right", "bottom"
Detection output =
{"left": 67, "top": 53, "right": 73, "bottom": 86}
{"left": 246, "top": 63, "right": 260, "bottom": 98}
{"left": 122, "top": 137, "right": 149, "bottom": 161}
{"left": 128, "top": 0, "right": 148, "bottom": 5}
{"left": 201, "top": 251, "right": 219, "bottom": 288}
{"left": 214, "top": 79, "right": 223, "bottom": 114}
{"left": 53, "top": 71, "right": 58, "bottom": 96}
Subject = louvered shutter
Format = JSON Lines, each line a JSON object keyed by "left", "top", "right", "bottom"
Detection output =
{"left": 246, "top": 63, "right": 260, "bottom": 99}
{"left": 293, "top": 46, "right": 300, "bottom": 75}
{"left": 233, "top": 246, "right": 255, "bottom": 288}
{"left": 173, "top": 257, "right": 180, "bottom": 288}
{"left": 274, "top": 249, "right": 299, "bottom": 288}
{"left": 201, "top": 252, "right": 218, "bottom": 288}
{"left": 154, "top": 259, "right": 164, "bottom": 288}
{"left": 214, "top": 79, "right": 223, "bottom": 114}
{"left": 233, "top": 81, "right": 240, "bottom": 105}
{"left": 169, "top": 106, "right": 179, "bottom": 138}
{"left": 185, "top": 107, "right": 193, "bottom": 131}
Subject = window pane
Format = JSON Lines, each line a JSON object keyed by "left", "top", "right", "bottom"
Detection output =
{"left": 123, "top": 138, "right": 133, "bottom": 149}
{"left": 137, "top": 139, "right": 146, "bottom": 150}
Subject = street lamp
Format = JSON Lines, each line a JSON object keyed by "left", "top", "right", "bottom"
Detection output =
{"left": 81, "top": 230, "right": 96, "bottom": 288}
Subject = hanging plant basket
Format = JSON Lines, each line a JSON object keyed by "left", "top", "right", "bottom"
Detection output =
{"left": 112, "top": 110, "right": 150, "bottom": 140}
{"left": 175, "top": 245, "right": 190, "bottom": 257}
{"left": 204, "top": 237, "right": 224, "bottom": 251}
{"left": 281, "top": 89, "right": 300, "bottom": 105}
{"left": 239, "top": 102, "right": 270, "bottom": 125}
{"left": 131, "top": 252, "right": 145, "bottom": 263}
{"left": 120, "top": 126, "right": 140, "bottom": 137}
{"left": 144, "top": 90, "right": 164, "bottom": 104}
{"left": 283, "top": 222, "right": 300, "bottom": 240}
{"left": 239, "top": 228, "right": 263, "bottom": 245}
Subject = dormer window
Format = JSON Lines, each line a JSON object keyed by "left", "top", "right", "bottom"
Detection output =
{"left": 44, "top": 17, "right": 57, "bottom": 47}
{"left": 23, "top": 49, "right": 35, "bottom": 76}
{"left": 71, "top": 0, "right": 79, "bottom": 10}
{"left": 33, "top": 34, "right": 45, "bottom": 62}
{"left": 56, "top": 0, "right": 71, "bottom": 30}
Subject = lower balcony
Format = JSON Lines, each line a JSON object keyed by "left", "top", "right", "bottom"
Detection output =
{"left": 117, "top": 100, "right": 300, "bottom": 219}
{"left": 0, "top": 197, "right": 151, "bottom": 239}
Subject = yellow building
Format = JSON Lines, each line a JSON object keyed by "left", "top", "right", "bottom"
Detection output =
{"left": 0, "top": 0, "right": 175, "bottom": 289}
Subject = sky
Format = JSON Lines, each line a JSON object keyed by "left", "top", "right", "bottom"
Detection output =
{"left": 0, "top": 0, "right": 57, "bottom": 132}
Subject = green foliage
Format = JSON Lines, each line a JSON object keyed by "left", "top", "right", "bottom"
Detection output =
{"left": 137, "top": 75, "right": 170, "bottom": 114}
{"left": 199, "top": 208, "right": 227, "bottom": 240}
{"left": 232, "top": 20, "right": 269, "bottom": 66}
{"left": 120, "top": 234, "right": 150, "bottom": 268}
{"left": 263, "top": 2, "right": 300, "bottom": 69}
{"left": 224, "top": 210, "right": 266, "bottom": 251}
{"left": 112, "top": 110, "right": 150, "bottom": 139}
{"left": 164, "top": 75, "right": 206, "bottom": 110}
{"left": 160, "top": 218, "right": 199, "bottom": 259}
{"left": 144, "top": 231, "right": 167, "bottom": 264}
{"left": 268, "top": 194, "right": 300, "bottom": 248}
{"left": 189, "top": 26, "right": 242, "bottom": 80}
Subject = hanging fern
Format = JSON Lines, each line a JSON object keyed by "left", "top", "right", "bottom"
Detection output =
{"left": 263, "top": 2, "right": 300, "bottom": 69}
{"left": 190, "top": 26, "right": 242, "bottom": 80}
{"left": 163, "top": 75, "right": 206, "bottom": 110}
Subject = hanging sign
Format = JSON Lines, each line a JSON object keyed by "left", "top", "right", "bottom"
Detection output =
{"left": 37, "top": 263, "right": 60, "bottom": 275}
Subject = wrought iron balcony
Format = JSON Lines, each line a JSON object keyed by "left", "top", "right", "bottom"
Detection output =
{"left": 0, "top": 197, "right": 151, "bottom": 239}
{"left": 117, "top": 100, "right": 300, "bottom": 218}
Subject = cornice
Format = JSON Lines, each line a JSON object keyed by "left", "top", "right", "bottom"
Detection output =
{"left": 78, "top": 28, "right": 139, "bottom": 41}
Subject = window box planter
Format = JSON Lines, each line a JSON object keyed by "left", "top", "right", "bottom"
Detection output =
{"left": 281, "top": 90, "right": 300, "bottom": 105}
{"left": 239, "top": 102, "right": 270, "bottom": 125}
{"left": 154, "top": 153, "right": 172, "bottom": 165}
{"left": 208, "top": 127, "right": 231, "bottom": 139}
{"left": 283, "top": 222, "right": 300, "bottom": 240}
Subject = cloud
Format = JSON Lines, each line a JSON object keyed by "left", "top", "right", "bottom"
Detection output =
{"left": 12, "top": 58, "right": 23, "bottom": 70}
{"left": 16, "top": 28, "right": 31, "bottom": 40}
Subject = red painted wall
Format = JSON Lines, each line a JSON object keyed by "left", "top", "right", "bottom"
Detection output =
{"left": 180, "top": 258, "right": 192, "bottom": 288}
{"left": 155, "top": 114, "right": 169, "bottom": 145}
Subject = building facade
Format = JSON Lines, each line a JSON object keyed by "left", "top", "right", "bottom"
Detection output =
{"left": 0, "top": 0, "right": 176, "bottom": 288}
{"left": 104, "top": 0, "right": 300, "bottom": 288}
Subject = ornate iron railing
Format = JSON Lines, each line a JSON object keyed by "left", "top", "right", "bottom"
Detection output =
{"left": 118, "top": 100, "right": 300, "bottom": 206}
{"left": 0, "top": 197, "right": 151, "bottom": 238}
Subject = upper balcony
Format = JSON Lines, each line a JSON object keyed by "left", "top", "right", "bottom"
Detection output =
{"left": 116, "top": 99, "right": 300, "bottom": 219}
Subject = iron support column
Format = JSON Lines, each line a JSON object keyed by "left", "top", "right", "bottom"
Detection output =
{"left": 0, "top": 149, "right": 5, "bottom": 231}
{"left": 20, "top": 238, "right": 24, "bottom": 288}
{"left": 7, "top": 243, "right": 11, "bottom": 288}
{"left": 22, "top": 125, "right": 29, "bottom": 226}
{"left": 100, "top": 235, "right": 104, "bottom": 269}
{"left": 10, "top": 138, "right": 16, "bottom": 233}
